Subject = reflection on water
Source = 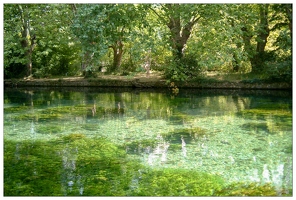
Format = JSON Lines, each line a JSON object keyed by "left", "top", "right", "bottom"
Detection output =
{"left": 3, "top": 87, "right": 292, "bottom": 196}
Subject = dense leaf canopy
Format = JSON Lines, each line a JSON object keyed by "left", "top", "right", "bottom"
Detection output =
{"left": 3, "top": 3, "right": 292, "bottom": 82}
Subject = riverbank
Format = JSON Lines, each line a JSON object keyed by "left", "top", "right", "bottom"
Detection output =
{"left": 4, "top": 71, "right": 292, "bottom": 90}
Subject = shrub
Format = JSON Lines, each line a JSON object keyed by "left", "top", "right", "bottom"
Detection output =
{"left": 164, "top": 54, "right": 203, "bottom": 82}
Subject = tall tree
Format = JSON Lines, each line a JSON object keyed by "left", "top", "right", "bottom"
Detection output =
{"left": 18, "top": 4, "right": 37, "bottom": 77}
{"left": 32, "top": 4, "right": 81, "bottom": 77}
{"left": 4, "top": 4, "right": 80, "bottom": 78}
{"left": 149, "top": 4, "right": 198, "bottom": 59}
{"left": 250, "top": 4, "right": 270, "bottom": 73}
{"left": 72, "top": 4, "right": 146, "bottom": 73}
{"left": 149, "top": 4, "right": 222, "bottom": 60}
{"left": 4, "top": 4, "right": 27, "bottom": 78}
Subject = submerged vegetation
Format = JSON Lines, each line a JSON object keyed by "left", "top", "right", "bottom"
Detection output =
{"left": 4, "top": 136, "right": 286, "bottom": 196}
{"left": 4, "top": 88, "right": 292, "bottom": 196}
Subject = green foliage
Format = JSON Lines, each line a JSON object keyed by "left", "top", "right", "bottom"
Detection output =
{"left": 263, "top": 56, "right": 292, "bottom": 83}
{"left": 4, "top": 4, "right": 27, "bottom": 78}
{"left": 71, "top": 4, "right": 147, "bottom": 74}
{"left": 4, "top": 4, "right": 81, "bottom": 79}
{"left": 164, "top": 54, "right": 203, "bottom": 81}
{"left": 3, "top": 3, "right": 292, "bottom": 83}
{"left": 134, "top": 168, "right": 225, "bottom": 196}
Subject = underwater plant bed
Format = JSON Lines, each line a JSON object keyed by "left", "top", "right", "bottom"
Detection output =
{"left": 3, "top": 87, "right": 292, "bottom": 196}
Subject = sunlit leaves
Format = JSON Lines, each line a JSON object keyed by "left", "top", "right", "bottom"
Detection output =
{"left": 4, "top": 3, "right": 292, "bottom": 80}
{"left": 71, "top": 4, "right": 147, "bottom": 71}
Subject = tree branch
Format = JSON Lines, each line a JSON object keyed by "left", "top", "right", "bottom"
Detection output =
{"left": 148, "top": 6, "right": 167, "bottom": 24}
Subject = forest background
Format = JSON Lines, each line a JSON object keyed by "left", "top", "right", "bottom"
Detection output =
{"left": 2, "top": 2, "right": 293, "bottom": 84}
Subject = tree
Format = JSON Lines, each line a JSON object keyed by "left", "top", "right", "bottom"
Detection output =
{"left": 32, "top": 4, "right": 81, "bottom": 77}
{"left": 4, "top": 4, "right": 27, "bottom": 78}
{"left": 149, "top": 4, "right": 198, "bottom": 60}
{"left": 18, "top": 4, "right": 38, "bottom": 77}
{"left": 71, "top": 4, "right": 146, "bottom": 74}
{"left": 148, "top": 4, "right": 234, "bottom": 81}
{"left": 4, "top": 4, "right": 37, "bottom": 77}
{"left": 4, "top": 4, "right": 81, "bottom": 78}
{"left": 249, "top": 4, "right": 270, "bottom": 73}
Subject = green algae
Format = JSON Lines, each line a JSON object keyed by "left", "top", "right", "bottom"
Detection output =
{"left": 40, "top": 105, "right": 89, "bottom": 116}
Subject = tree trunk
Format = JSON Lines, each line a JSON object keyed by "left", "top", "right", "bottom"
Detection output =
{"left": 149, "top": 4, "right": 199, "bottom": 60}
{"left": 110, "top": 41, "right": 124, "bottom": 72}
{"left": 232, "top": 52, "right": 240, "bottom": 72}
{"left": 251, "top": 4, "right": 270, "bottom": 73}
{"left": 166, "top": 4, "right": 197, "bottom": 60}
{"left": 284, "top": 4, "right": 292, "bottom": 39}
{"left": 19, "top": 5, "right": 36, "bottom": 77}
{"left": 81, "top": 51, "right": 95, "bottom": 77}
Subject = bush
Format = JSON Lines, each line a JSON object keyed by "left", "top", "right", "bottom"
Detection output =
{"left": 260, "top": 51, "right": 292, "bottom": 83}
{"left": 164, "top": 54, "right": 203, "bottom": 82}
{"left": 264, "top": 59, "right": 292, "bottom": 83}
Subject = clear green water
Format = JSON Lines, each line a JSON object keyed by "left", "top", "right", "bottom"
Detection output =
{"left": 3, "top": 87, "right": 292, "bottom": 196}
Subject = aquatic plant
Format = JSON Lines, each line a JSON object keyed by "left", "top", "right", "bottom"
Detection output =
{"left": 3, "top": 89, "right": 292, "bottom": 196}
{"left": 168, "top": 114, "right": 192, "bottom": 125}
{"left": 80, "top": 123, "right": 99, "bottom": 131}
{"left": 4, "top": 105, "right": 30, "bottom": 113}
{"left": 134, "top": 168, "right": 225, "bottom": 196}
{"left": 238, "top": 108, "right": 292, "bottom": 119}
{"left": 164, "top": 127, "right": 209, "bottom": 144}
{"left": 214, "top": 182, "right": 279, "bottom": 196}
{"left": 123, "top": 139, "right": 159, "bottom": 154}
{"left": 11, "top": 113, "right": 63, "bottom": 122}
{"left": 36, "top": 125, "right": 63, "bottom": 134}
{"left": 61, "top": 133, "right": 86, "bottom": 142}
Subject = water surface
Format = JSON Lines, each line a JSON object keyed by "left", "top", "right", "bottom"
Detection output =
{"left": 3, "top": 87, "right": 292, "bottom": 196}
